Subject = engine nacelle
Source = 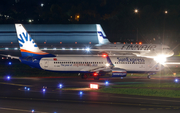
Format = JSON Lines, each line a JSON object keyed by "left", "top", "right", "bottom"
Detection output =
{"left": 111, "top": 68, "right": 127, "bottom": 77}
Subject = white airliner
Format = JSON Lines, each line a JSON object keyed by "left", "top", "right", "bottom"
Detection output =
{"left": 94, "top": 25, "right": 174, "bottom": 63}
{"left": 94, "top": 43, "right": 174, "bottom": 64}
{"left": 11, "top": 24, "right": 164, "bottom": 80}
{"left": 47, "top": 24, "right": 173, "bottom": 64}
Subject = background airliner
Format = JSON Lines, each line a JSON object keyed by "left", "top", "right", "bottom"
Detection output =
{"left": 13, "top": 24, "right": 164, "bottom": 80}
{"left": 93, "top": 29, "right": 174, "bottom": 64}
{"left": 44, "top": 24, "right": 173, "bottom": 64}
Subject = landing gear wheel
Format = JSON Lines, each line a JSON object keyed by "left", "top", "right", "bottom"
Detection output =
{"left": 81, "top": 74, "right": 88, "bottom": 79}
{"left": 147, "top": 75, "right": 151, "bottom": 79}
{"left": 94, "top": 76, "right": 99, "bottom": 80}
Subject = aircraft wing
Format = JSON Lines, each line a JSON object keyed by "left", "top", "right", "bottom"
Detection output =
{"left": 88, "top": 66, "right": 112, "bottom": 72}
{"left": 0, "top": 54, "right": 19, "bottom": 59}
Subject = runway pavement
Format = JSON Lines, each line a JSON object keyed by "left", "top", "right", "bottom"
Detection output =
{"left": 0, "top": 77, "right": 180, "bottom": 113}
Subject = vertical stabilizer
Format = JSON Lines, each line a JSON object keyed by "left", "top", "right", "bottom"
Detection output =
{"left": 96, "top": 24, "right": 110, "bottom": 46}
{"left": 15, "top": 24, "right": 55, "bottom": 57}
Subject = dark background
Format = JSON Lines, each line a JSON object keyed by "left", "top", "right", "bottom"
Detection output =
{"left": 0, "top": 0, "right": 180, "bottom": 52}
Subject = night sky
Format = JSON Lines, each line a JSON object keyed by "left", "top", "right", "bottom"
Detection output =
{"left": 0, "top": 0, "right": 180, "bottom": 50}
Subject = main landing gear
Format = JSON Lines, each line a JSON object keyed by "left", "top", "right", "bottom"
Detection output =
{"left": 147, "top": 73, "right": 156, "bottom": 79}
{"left": 81, "top": 74, "right": 88, "bottom": 79}
{"left": 94, "top": 75, "right": 100, "bottom": 80}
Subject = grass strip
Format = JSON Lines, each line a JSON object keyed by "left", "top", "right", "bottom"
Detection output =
{"left": 97, "top": 87, "right": 180, "bottom": 98}
{"left": 112, "top": 83, "right": 180, "bottom": 88}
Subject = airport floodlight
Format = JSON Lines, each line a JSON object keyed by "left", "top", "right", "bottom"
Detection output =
{"left": 77, "top": 48, "right": 79, "bottom": 50}
{"left": 82, "top": 48, "right": 85, "bottom": 50}
{"left": 29, "top": 19, "right": 32, "bottom": 23}
{"left": 53, "top": 48, "right": 56, "bottom": 50}
{"left": 14, "top": 48, "right": 18, "bottom": 50}
{"left": 62, "top": 48, "right": 65, "bottom": 50}
{"left": 77, "top": 15, "right": 80, "bottom": 19}
{"left": 44, "top": 48, "right": 47, "bottom": 50}
{"left": 134, "top": 9, "right": 138, "bottom": 13}
{"left": 70, "top": 48, "right": 73, "bottom": 50}
{"left": 165, "top": 11, "right": 168, "bottom": 14}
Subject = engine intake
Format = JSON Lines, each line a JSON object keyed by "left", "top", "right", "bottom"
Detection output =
{"left": 111, "top": 68, "right": 127, "bottom": 77}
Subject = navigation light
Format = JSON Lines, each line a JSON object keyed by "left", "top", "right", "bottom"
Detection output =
{"left": 102, "top": 54, "right": 107, "bottom": 58}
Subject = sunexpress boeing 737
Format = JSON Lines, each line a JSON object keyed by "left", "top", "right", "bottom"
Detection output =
{"left": 14, "top": 24, "right": 164, "bottom": 80}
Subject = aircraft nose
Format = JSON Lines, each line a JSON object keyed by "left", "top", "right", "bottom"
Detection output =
{"left": 168, "top": 50, "right": 174, "bottom": 56}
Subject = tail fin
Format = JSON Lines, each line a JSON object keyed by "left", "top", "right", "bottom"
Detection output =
{"left": 15, "top": 24, "right": 55, "bottom": 57}
{"left": 95, "top": 24, "right": 110, "bottom": 46}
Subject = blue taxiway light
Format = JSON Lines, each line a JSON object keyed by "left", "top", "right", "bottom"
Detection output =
{"left": 24, "top": 87, "right": 27, "bottom": 90}
{"left": 7, "top": 76, "right": 11, "bottom": 80}
{"left": 27, "top": 88, "right": 30, "bottom": 91}
{"left": 31, "top": 109, "right": 34, "bottom": 112}
{"left": 105, "top": 81, "right": 109, "bottom": 85}
{"left": 8, "top": 62, "right": 12, "bottom": 65}
{"left": 43, "top": 89, "right": 46, "bottom": 92}
{"left": 79, "top": 91, "right": 83, "bottom": 95}
{"left": 175, "top": 79, "right": 178, "bottom": 82}
{"left": 59, "top": 84, "right": 63, "bottom": 88}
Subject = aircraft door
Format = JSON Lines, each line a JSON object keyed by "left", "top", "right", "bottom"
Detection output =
{"left": 44, "top": 60, "right": 49, "bottom": 68}
{"left": 147, "top": 60, "right": 153, "bottom": 70}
